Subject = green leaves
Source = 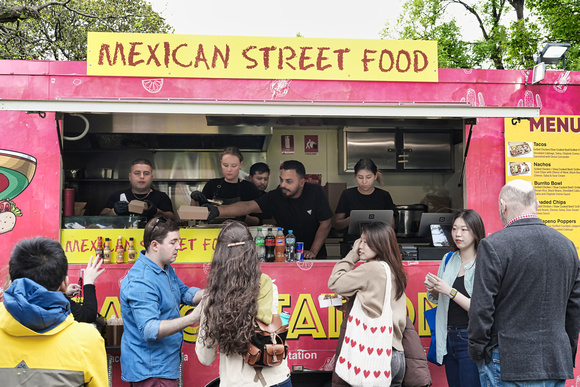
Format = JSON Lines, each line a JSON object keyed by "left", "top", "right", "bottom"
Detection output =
{"left": 0, "top": 0, "right": 174, "bottom": 60}
{"left": 382, "top": 0, "right": 578, "bottom": 70}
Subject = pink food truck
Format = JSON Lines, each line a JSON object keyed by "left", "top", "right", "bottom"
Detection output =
{"left": 1, "top": 33, "right": 579, "bottom": 386}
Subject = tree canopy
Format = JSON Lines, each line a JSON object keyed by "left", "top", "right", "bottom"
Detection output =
{"left": 382, "top": 0, "right": 579, "bottom": 70}
{"left": 0, "top": 0, "right": 173, "bottom": 60}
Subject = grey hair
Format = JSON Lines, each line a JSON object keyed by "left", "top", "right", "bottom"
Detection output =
{"left": 499, "top": 179, "right": 536, "bottom": 209}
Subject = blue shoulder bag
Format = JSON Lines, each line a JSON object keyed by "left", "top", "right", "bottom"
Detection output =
{"left": 425, "top": 251, "right": 453, "bottom": 366}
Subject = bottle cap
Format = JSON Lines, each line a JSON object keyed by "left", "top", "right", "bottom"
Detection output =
{"left": 289, "top": 230, "right": 293, "bottom": 233}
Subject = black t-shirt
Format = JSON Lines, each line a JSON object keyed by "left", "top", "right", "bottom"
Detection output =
{"left": 202, "top": 178, "right": 261, "bottom": 204}
{"left": 447, "top": 275, "right": 470, "bottom": 328}
{"left": 335, "top": 187, "right": 397, "bottom": 240}
{"left": 105, "top": 188, "right": 174, "bottom": 219}
{"left": 256, "top": 183, "right": 333, "bottom": 257}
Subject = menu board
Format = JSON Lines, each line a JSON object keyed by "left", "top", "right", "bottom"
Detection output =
{"left": 505, "top": 116, "right": 580, "bottom": 248}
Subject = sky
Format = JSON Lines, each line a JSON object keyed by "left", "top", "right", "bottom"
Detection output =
{"left": 146, "top": 0, "right": 405, "bottom": 40}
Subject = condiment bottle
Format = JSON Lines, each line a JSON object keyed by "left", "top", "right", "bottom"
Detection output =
{"left": 96, "top": 236, "right": 104, "bottom": 262}
{"left": 114, "top": 236, "right": 124, "bottom": 264}
{"left": 127, "top": 237, "right": 136, "bottom": 264}
{"left": 275, "top": 227, "right": 286, "bottom": 262}
{"left": 102, "top": 238, "right": 111, "bottom": 264}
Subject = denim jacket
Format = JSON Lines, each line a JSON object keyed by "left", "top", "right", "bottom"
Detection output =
{"left": 120, "top": 251, "right": 199, "bottom": 382}
{"left": 427, "top": 251, "right": 475, "bottom": 365}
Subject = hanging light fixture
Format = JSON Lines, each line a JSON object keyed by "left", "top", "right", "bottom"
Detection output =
{"left": 536, "top": 42, "right": 571, "bottom": 66}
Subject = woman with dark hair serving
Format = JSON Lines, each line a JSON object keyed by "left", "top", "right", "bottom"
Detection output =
{"left": 333, "top": 158, "right": 397, "bottom": 248}
{"left": 195, "top": 221, "right": 292, "bottom": 386}
{"left": 328, "top": 222, "right": 408, "bottom": 386}
{"left": 424, "top": 209, "right": 485, "bottom": 387}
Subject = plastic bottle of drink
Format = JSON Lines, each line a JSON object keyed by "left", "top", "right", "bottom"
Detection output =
{"left": 254, "top": 228, "right": 266, "bottom": 262}
{"left": 285, "top": 230, "right": 296, "bottom": 262}
{"left": 102, "top": 238, "right": 111, "bottom": 264}
{"left": 275, "top": 227, "right": 286, "bottom": 262}
{"left": 127, "top": 237, "right": 136, "bottom": 264}
{"left": 264, "top": 228, "right": 275, "bottom": 263}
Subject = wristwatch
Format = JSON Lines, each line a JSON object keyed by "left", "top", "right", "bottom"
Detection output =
{"left": 449, "top": 288, "right": 458, "bottom": 299}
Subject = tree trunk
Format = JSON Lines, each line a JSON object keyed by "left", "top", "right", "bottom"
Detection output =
{"left": 508, "top": 0, "right": 525, "bottom": 20}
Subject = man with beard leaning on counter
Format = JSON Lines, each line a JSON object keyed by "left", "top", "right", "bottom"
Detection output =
{"left": 205, "top": 160, "right": 333, "bottom": 259}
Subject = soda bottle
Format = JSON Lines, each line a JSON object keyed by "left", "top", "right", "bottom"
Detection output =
{"left": 127, "top": 237, "right": 136, "bottom": 264}
{"left": 114, "top": 236, "right": 124, "bottom": 264}
{"left": 102, "top": 238, "right": 111, "bottom": 264}
{"left": 254, "top": 228, "right": 266, "bottom": 262}
{"left": 285, "top": 230, "right": 296, "bottom": 262}
{"left": 96, "top": 236, "right": 104, "bottom": 262}
{"left": 264, "top": 228, "right": 275, "bottom": 263}
{"left": 275, "top": 227, "right": 286, "bottom": 262}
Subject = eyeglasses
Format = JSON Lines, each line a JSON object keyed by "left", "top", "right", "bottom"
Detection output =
{"left": 151, "top": 216, "right": 167, "bottom": 234}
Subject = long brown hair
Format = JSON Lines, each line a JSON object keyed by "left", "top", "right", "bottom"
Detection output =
{"left": 361, "top": 222, "right": 407, "bottom": 300}
{"left": 199, "top": 221, "right": 262, "bottom": 356}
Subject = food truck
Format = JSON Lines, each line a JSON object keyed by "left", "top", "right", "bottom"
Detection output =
{"left": 1, "top": 33, "right": 579, "bottom": 386}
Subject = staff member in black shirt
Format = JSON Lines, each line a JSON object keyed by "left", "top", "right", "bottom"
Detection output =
{"left": 333, "top": 158, "right": 397, "bottom": 247}
{"left": 248, "top": 162, "right": 270, "bottom": 195}
{"left": 191, "top": 146, "right": 261, "bottom": 225}
{"left": 101, "top": 158, "right": 174, "bottom": 220}
{"left": 205, "top": 160, "right": 333, "bottom": 259}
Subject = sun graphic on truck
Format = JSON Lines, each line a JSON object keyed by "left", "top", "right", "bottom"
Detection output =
{"left": 0, "top": 150, "right": 37, "bottom": 234}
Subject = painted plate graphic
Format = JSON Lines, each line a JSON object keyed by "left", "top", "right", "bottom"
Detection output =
{"left": 0, "top": 150, "right": 37, "bottom": 201}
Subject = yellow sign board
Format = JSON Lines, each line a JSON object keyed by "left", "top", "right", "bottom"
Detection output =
{"left": 61, "top": 228, "right": 221, "bottom": 263}
{"left": 87, "top": 32, "right": 438, "bottom": 82}
{"left": 505, "top": 116, "right": 580, "bottom": 250}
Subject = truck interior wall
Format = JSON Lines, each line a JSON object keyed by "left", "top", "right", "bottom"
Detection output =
{"left": 267, "top": 127, "right": 464, "bottom": 211}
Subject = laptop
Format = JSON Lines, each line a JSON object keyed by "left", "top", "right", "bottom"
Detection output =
{"left": 347, "top": 210, "right": 394, "bottom": 236}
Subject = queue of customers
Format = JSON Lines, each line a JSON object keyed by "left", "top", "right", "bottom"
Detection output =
{"left": 1, "top": 162, "right": 579, "bottom": 386}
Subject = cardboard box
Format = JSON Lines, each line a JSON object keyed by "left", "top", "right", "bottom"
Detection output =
{"left": 128, "top": 200, "right": 148, "bottom": 214}
{"left": 324, "top": 182, "right": 347, "bottom": 213}
{"left": 74, "top": 202, "right": 87, "bottom": 216}
{"left": 178, "top": 205, "right": 209, "bottom": 220}
{"left": 105, "top": 318, "right": 124, "bottom": 346}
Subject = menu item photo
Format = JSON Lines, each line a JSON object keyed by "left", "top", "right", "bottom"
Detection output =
{"left": 508, "top": 142, "right": 533, "bottom": 157}
{"left": 509, "top": 162, "right": 531, "bottom": 176}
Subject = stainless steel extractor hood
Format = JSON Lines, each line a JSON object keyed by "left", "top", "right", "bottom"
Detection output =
{"left": 61, "top": 113, "right": 272, "bottom": 151}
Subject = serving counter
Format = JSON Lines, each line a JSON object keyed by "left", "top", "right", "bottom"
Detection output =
{"left": 61, "top": 227, "right": 222, "bottom": 263}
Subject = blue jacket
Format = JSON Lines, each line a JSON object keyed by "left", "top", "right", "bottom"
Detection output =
{"left": 120, "top": 251, "right": 199, "bottom": 382}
